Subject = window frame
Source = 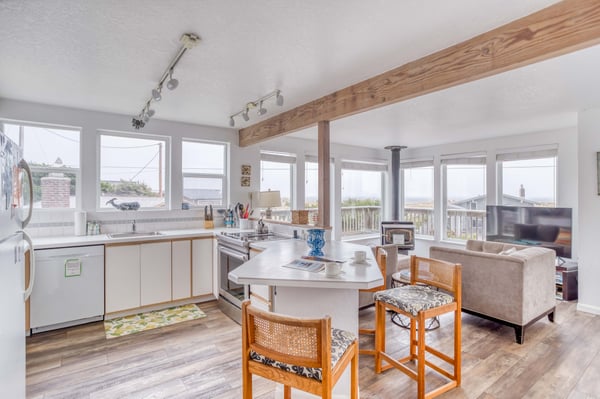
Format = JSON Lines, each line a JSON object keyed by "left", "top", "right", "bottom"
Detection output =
{"left": 97, "top": 130, "right": 171, "bottom": 210}
{"left": 182, "top": 138, "right": 228, "bottom": 208}
{"left": 441, "top": 153, "right": 487, "bottom": 242}
{"left": 1, "top": 120, "right": 82, "bottom": 211}
{"left": 401, "top": 159, "right": 435, "bottom": 238}
{"left": 260, "top": 151, "right": 297, "bottom": 220}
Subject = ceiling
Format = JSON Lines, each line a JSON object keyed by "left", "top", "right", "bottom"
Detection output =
{"left": 3, "top": 0, "right": 596, "bottom": 150}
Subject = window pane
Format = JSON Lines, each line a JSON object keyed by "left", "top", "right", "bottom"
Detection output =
{"left": 183, "top": 177, "right": 223, "bottom": 207}
{"left": 260, "top": 160, "right": 291, "bottom": 221}
{"left": 100, "top": 134, "right": 166, "bottom": 209}
{"left": 182, "top": 141, "right": 225, "bottom": 174}
{"left": 445, "top": 164, "right": 486, "bottom": 240}
{"left": 501, "top": 157, "right": 556, "bottom": 207}
{"left": 305, "top": 161, "right": 318, "bottom": 209}
{"left": 3, "top": 123, "right": 81, "bottom": 209}
{"left": 341, "top": 169, "right": 382, "bottom": 237}
{"left": 403, "top": 166, "right": 434, "bottom": 237}
{"left": 182, "top": 140, "right": 226, "bottom": 207}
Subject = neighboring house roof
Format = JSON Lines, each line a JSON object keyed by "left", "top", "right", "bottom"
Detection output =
{"left": 183, "top": 188, "right": 221, "bottom": 200}
{"left": 451, "top": 194, "right": 539, "bottom": 208}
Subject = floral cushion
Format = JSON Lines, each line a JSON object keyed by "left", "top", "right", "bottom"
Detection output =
{"left": 249, "top": 328, "right": 356, "bottom": 382}
{"left": 374, "top": 286, "right": 454, "bottom": 317}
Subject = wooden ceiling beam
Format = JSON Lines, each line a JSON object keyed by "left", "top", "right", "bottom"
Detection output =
{"left": 239, "top": 0, "right": 600, "bottom": 147}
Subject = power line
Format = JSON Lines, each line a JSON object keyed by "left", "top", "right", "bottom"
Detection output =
{"left": 129, "top": 149, "right": 160, "bottom": 181}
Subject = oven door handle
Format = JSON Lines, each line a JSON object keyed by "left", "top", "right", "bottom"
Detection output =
{"left": 218, "top": 245, "right": 249, "bottom": 262}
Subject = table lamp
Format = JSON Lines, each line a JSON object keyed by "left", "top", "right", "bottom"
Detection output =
{"left": 258, "top": 190, "right": 281, "bottom": 219}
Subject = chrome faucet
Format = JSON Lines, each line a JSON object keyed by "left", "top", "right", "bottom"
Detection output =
{"left": 132, "top": 219, "right": 136, "bottom": 232}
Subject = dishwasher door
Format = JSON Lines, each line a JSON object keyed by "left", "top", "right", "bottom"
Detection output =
{"left": 30, "top": 245, "right": 104, "bottom": 333}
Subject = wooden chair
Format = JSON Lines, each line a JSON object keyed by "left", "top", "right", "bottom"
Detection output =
{"left": 374, "top": 255, "right": 462, "bottom": 399}
{"left": 241, "top": 301, "right": 358, "bottom": 399}
{"left": 358, "top": 246, "right": 387, "bottom": 355}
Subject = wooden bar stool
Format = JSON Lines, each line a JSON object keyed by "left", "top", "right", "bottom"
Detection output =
{"left": 358, "top": 246, "right": 387, "bottom": 356}
{"left": 374, "top": 255, "right": 462, "bottom": 399}
{"left": 241, "top": 301, "right": 358, "bottom": 399}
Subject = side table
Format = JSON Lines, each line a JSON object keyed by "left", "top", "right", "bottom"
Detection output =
{"left": 556, "top": 265, "right": 578, "bottom": 301}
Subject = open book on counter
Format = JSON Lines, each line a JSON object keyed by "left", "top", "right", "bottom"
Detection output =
{"left": 282, "top": 256, "right": 345, "bottom": 272}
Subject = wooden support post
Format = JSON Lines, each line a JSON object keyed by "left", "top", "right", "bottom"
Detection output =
{"left": 318, "top": 121, "right": 330, "bottom": 228}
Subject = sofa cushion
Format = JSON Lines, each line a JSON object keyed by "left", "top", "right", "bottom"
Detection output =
{"left": 499, "top": 247, "right": 517, "bottom": 255}
{"left": 482, "top": 241, "right": 505, "bottom": 254}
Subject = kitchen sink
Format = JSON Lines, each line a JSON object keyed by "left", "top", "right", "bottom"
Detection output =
{"left": 108, "top": 231, "right": 164, "bottom": 239}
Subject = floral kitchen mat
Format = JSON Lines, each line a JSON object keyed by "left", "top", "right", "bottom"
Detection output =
{"left": 104, "top": 304, "right": 206, "bottom": 339}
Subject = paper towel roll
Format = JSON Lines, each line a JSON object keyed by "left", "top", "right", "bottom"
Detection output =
{"left": 74, "top": 211, "right": 87, "bottom": 236}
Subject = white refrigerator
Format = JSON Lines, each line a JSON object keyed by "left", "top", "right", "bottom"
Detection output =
{"left": 0, "top": 129, "right": 34, "bottom": 398}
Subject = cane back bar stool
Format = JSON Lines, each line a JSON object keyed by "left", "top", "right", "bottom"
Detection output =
{"left": 241, "top": 301, "right": 359, "bottom": 399}
{"left": 374, "top": 255, "right": 462, "bottom": 399}
{"left": 358, "top": 246, "right": 387, "bottom": 355}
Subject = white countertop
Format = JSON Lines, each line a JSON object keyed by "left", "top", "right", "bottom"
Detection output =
{"left": 32, "top": 227, "right": 245, "bottom": 249}
{"left": 229, "top": 240, "right": 383, "bottom": 290}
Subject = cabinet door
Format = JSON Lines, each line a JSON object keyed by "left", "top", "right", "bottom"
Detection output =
{"left": 192, "top": 238, "right": 213, "bottom": 296}
{"left": 140, "top": 242, "right": 172, "bottom": 306}
{"left": 106, "top": 245, "right": 141, "bottom": 313}
{"left": 172, "top": 240, "right": 191, "bottom": 300}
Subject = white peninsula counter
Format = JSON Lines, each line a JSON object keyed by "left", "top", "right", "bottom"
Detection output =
{"left": 229, "top": 239, "right": 382, "bottom": 398}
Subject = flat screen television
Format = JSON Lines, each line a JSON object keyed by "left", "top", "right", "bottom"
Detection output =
{"left": 486, "top": 205, "right": 572, "bottom": 259}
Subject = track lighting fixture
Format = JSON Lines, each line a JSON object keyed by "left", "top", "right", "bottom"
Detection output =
{"left": 228, "top": 89, "right": 284, "bottom": 127}
{"left": 131, "top": 32, "right": 200, "bottom": 129}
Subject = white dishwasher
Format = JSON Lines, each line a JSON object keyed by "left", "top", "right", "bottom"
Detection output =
{"left": 30, "top": 245, "right": 104, "bottom": 333}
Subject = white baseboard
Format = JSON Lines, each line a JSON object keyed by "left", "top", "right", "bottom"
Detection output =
{"left": 576, "top": 302, "right": 600, "bottom": 315}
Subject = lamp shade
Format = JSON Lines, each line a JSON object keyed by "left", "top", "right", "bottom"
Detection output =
{"left": 258, "top": 190, "right": 282, "bottom": 208}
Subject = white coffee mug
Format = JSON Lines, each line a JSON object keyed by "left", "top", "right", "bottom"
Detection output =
{"left": 325, "top": 262, "right": 342, "bottom": 276}
{"left": 354, "top": 250, "right": 367, "bottom": 263}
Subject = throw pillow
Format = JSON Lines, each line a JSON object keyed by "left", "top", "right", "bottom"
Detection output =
{"left": 499, "top": 247, "right": 517, "bottom": 256}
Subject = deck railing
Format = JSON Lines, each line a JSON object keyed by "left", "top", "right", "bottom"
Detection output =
{"left": 271, "top": 206, "right": 485, "bottom": 240}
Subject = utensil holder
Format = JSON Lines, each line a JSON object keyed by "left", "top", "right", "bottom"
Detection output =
{"left": 204, "top": 220, "right": 214, "bottom": 229}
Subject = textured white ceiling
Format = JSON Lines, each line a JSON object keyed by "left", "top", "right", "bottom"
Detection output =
{"left": 2, "top": 0, "right": 586, "bottom": 150}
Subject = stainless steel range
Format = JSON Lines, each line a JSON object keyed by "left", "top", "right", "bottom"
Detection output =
{"left": 217, "top": 231, "right": 287, "bottom": 323}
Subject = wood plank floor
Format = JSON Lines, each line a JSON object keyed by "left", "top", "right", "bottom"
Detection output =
{"left": 26, "top": 300, "right": 600, "bottom": 398}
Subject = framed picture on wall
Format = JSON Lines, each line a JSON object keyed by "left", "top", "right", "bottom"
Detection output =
{"left": 241, "top": 164, "right": 251, "bottom": 176}
{"left": 241, "top": 176, "right": 251, "bottom": 187}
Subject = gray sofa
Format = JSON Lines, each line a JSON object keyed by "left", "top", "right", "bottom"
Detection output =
{"left": 430, "top": 240, "right": 556, "bottom": 344}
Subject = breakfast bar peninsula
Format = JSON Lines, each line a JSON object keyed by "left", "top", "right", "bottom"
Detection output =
{"left": 229, "top": 239, "right": 383, "bottom": 398}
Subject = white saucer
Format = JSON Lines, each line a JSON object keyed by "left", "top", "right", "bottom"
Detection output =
{"left": 349, "top": 258, "right": 369, "bottom": 265}
{"left": 325, "top": 270, "right": 345, "bottom": 278}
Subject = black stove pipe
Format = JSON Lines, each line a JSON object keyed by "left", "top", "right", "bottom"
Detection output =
{"left": 385, "top": 146, "right": 407, "bottom": 221}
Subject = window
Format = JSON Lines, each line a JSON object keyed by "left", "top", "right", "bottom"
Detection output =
{"left": 100, "top": 132, "right": 168, "bottom": 209}
{"left": 341, "top": 161, "right": 386, "bottom": 237}
{"left": 442, "top": 155, "right": 486, "bottom": 241}
{"left": 402, "top": 160, "right": 434, "bottom": 237}
{"left": 182, "top": 140, "right": 227, "bottom": 207}
{"left": 260, "top": 152, "right": 295, "bottom": 221}
{"left": 304, "top": 161, "right": 319, "bottom": 210}
{"left": 2, "top": 121, "right": 80, "bottom": 209}
{"left": 497, "top": 149, "right": 557, "bottom": 207}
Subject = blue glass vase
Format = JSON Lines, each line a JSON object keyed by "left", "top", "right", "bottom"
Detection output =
{"left": 306, "top": 228, "right": 325, "bottom": 256}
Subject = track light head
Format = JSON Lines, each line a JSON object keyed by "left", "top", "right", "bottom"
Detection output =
{"left": 152, "top": 87, "right": 162, "bottom": 101}
{"left": 242, "top": 109, "right": 250, "bottom": 122}
{"left": 166, "top": 70, "right": 178, "bottom": 90}
{"left": 258, "top": 101, "right": 267, "bottom": 116}
{"left": 276, "top": 91, "right": 284, "bottom": 106}
{"left": 146, "top": 108, "right": 155, "bottom": 118}
{"left": 131, "top": 118, "right": 145, "bottom": 129}
{"left": 229, "top": 116, "right": 235, "bottom": 127}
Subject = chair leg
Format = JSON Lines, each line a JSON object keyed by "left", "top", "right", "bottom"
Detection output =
{"left": 284, "top": 385, "right": 291, "bottom": 399}
{"left": 351, "top": 346, "right": 359, "bottom": 399}
{"left": 375, "top": 301, "right": 386, "bottom": 373}
{"left": 410, "top": 314, "right": 417, "bottom": 360}
{"left": 417, "top": 313, "right": 426, "bottom": 399}
{"left": 455, "top": 307, "right": 462, "bottom": 386}
{"left": 242, "top": 361, "right": 252, "bottom": 399}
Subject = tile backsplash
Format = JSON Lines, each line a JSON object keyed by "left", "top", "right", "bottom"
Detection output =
{"left": 26, "top": 209, "right": 221, "bottom": 238}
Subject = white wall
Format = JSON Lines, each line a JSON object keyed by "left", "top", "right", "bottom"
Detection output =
{"left": 400, "top": 127, "right": 579, "bottom": 258}
{"left": 577, "top": 108, "right": 600, "bottom": 315}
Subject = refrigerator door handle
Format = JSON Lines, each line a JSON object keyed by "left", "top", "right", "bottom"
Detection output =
{"left": 20, "top": 230, "right": 35, "bottom": 301}
{"left": 18, "top": 159, "right": 33, "bottom": 228}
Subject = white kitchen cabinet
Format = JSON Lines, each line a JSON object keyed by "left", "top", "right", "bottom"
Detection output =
{"left": 192, "top": 238, "right": 213, "bottom": 296}
{"left": 105, "top": 245, "right": 141, "bottom": 313}
{"left": 171, "top": 240, "right": 191, "bottom": 300}
{"left": 140, "top": 241, "right": 172, "bottom": 306}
